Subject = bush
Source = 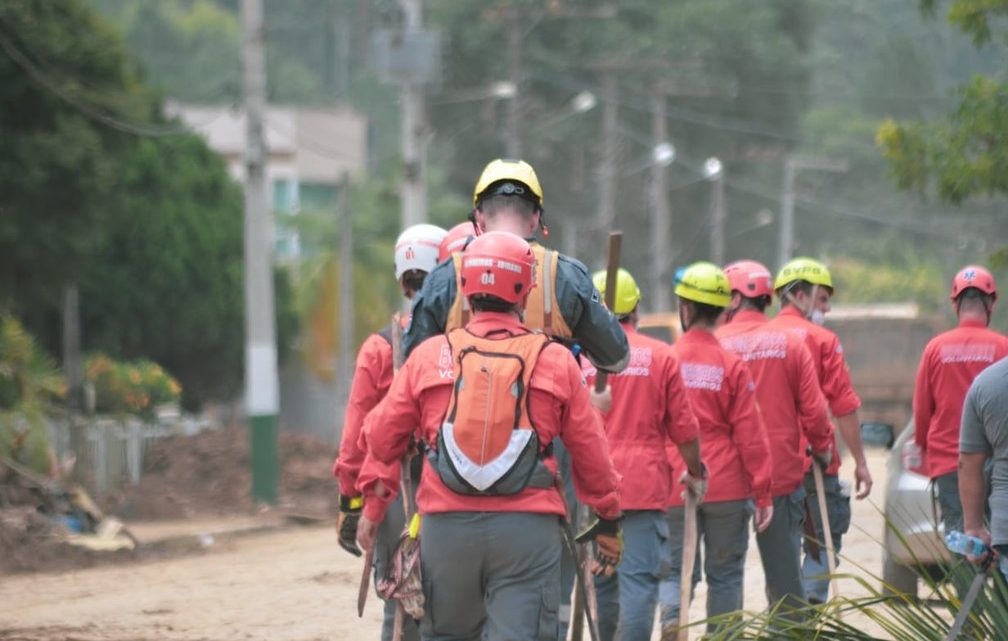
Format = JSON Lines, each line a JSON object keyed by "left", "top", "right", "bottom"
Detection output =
{"left": 85, "top": 354, "right": 181, "bottom": 419}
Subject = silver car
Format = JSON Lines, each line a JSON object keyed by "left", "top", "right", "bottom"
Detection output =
{"left": 881, "top": 421, "right": 950, "bottom": 597}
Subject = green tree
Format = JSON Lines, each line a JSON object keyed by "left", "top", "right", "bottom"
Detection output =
{"left": 0, "top": 0, "right": 147, "bottom": 322}
{"left": 877, "top": 0, "right": 1008, "bottom": 203}
{"left": 78, "top": 134, "right": 247, "bottom": 409}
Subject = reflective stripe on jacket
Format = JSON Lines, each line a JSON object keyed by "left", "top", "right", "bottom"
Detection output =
{"left": 913, "top": 318, "right": 1008, "bottom": 478}
{"left": 358, "top": 311, "right": 621, "bottom": 523}
{"left": 717, "top": 309, "right": 833, "bottom": 497}
{"left": 583, "top": 323, "right": 699, "bottom": 510}
{"left": 667, "top": 328, "right": 772, "bottom": 508}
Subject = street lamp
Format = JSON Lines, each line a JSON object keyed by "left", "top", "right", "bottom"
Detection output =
{"left": 652, "top": 142, "right": 676, "bottom": 167}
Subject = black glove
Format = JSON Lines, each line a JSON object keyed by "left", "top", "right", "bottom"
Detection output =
{"left": 808, "top": 445, "right": 833, "bottom": 470}
{"left": 576, "top": 515, "right": 624, "bottom": 574}
{"left": 337, "top": 495, "right": 363, "bottom": 557}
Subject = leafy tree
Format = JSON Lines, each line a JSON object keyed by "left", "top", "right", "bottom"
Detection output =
{"left": 877, "top": 0, "right": 1008, "bottom": 203}
{"left": 77, "top": 134, "right": 245, "bottom": 409}
{"left": 0, "top": 0, "right": 146, "bottom": 322}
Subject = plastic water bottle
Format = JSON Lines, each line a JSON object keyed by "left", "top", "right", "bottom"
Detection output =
{"left": 946, "top": 531, "right": 987, "bottom": 557}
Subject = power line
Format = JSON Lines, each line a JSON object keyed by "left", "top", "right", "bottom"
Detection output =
{"left": 0, "top": 29, "right": 189, "bottom": 137}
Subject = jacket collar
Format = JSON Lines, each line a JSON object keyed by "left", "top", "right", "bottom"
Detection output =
{"left": 465, "top": 311, "right": 530, "bottom": 337}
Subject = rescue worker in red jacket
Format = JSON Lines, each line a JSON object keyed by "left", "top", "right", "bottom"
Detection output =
{"left": 717, "top": 259, "right": 834, "bottom": 615}
{"left": 405, "top": 159, "right": 629, "bottom": 636}
{"left": 356, "top": 232, "right": 622, "bottom": 641}
{"left": 658, "top": 262, "right": 771, "bottom": 638}
{"left": 768, "top": 257, "right": 872, "bottom": 603}
{"left": 584, "top": 268, "right": 703, "bottom": 641}
{"left": 913, "top": 266, "right": 1008, "bottom": 546}
{"left": 333, "top": 223, "right": 446, "bottom": 641}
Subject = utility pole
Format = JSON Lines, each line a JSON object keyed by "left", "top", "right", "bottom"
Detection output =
{"left": 61, "top": 284, "right": 83, "bottom": 411}
{"left": 706, "top": 157, "right": 725, "bottom": 266}
{"left": 777, "top": 155, "right": 848, "bottom": 267}
{"left": 400, "top": 0, "right": 427, "bottom": 228}
{"left": 337, "top": 173, "right": 354, "bottom": 399}
{"left": 242, "top": 0, "right": 279, "bottom": 504}
{"left": 505, "top": 5, "right": 522, "bottom": 157}
{"left": 649, "top": 93, "right": 671, "bottom": 312}
{"left": 596, "top": 70, "right": 618, "bottom": 255}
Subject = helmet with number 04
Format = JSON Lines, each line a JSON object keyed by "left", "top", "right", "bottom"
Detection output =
{"left": 675, "top": 262, "right": 731, "bottom": 308}
{"left": 472, "top": 159, "right": 544, "bottom": 209}
{"left": 950, "top": 265, "right": 997, "bottom": 301}
{"left": 459, "top": 232, "right": 536, "bottom": 304}
{"left": 438, "top": 222, "right": 476, "bottom": 262}
{"left": 773, "top": 257, "right": 833, "bottom": 294}
{"left": 724, "top": 260, "right": 773, "bottom": 299}
{"left": 394, "top": 224, "right": 447, "bottom": 280}
{"left": 592, "top": 268, "right": 641, "bottom": 315}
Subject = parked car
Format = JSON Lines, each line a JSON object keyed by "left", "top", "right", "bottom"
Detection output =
{"left": 881, "top": 420, "right": 950, "bottom": 597}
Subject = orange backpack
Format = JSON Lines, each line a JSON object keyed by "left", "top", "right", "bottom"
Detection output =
{"left": 430, "top": 327, "right": 556, "bottom": 495}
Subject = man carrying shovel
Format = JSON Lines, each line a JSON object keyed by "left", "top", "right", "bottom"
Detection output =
{"left": 658, "top": 262, "right": 772, "bottom": 639}
{"left": 717, "top": 259, "right": 835, "bottom": 616}
{"left": 356, "top": 232, "right": 623, "bottom": 641}
{"left": 584, "top": 267, "right": 703, "bottom": 641}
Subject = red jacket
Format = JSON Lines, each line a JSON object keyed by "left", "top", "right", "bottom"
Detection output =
{"left": 769, "top": 306, "right": 861, "bottom": 476}
{"left": 717, "top": 309, "right": 834, "bottom": 497}
{"left": 357, "top": 312, "right": 621, "bottom": 524}
{"left": 913, "top": 318, "right": 1008, "bottom": 478}
{"left": 583, "top": 323, "right": 700, "bottom": 511}
{"left": 333, "top": 331, "right": 394, "bottom": 497}
{"left": 667, "top": 328, "right": 772, "bottom": 508}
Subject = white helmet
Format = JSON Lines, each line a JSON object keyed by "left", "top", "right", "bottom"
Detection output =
{"left": 394, "top": 224, "right": 447, "bottom": 280}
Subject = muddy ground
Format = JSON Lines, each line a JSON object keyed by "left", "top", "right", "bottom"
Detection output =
{"left": 0, "top": 427, "right": 337, "bottom": 574}
{"left": 0, "top": 447, "right": 913, "bottom": 641}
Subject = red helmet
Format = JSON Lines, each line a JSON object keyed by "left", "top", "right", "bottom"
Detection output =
{"left": 459, "top": 232, "right": 535, "bottom": 304}
{"left": 438, "top": 222, "right": 476, "bottom": 262}
{"left": 951, "top": 265, "right": 997, "bottom": 301}
{"left": 724, "top": 260, "right": 773, "bottom": 299}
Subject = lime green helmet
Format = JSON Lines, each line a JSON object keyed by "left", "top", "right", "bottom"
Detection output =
{"left": 675, "top": 262, "right": 731, "bottom": 308}
{"left": 593, "top": 268, "right": 641, "bottom": 315}
{"left": 774, "top": 257, "right": 833, "bottom": 293}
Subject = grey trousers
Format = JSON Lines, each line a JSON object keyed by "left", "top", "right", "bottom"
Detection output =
{"left": 754, "top": 487, "right": 807, "bottom": 617}
{"left": 420, "top": 511, "right": 562, "bottom": 641}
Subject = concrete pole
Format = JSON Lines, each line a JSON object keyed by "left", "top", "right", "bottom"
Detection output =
{"left": 61, "top": 284, "right": 83, "bottom": 412}
{"left": 242, "top": 0, "right": 279, "bottom": 504}
{"left": 777, "top": 157, "right": 796, "bottom": 268}
{"left": 596, "top": 71, "right": 618, "bottom": 259}
{"left": 711, "top": 172, "right": 726, "bottom": 266}
{"left": 337, "top": 173, "right": 354, "bottom": 401}
{"left": 400, "top": 0, "right": 426, "bottom": 228}
{"left": 650, "top": 93, "right": 670, "bottom": 312}
{"left": 505, "top": 5, "right": 522, "bottom": 158}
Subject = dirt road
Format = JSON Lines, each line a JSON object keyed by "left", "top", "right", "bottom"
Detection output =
{"left": 1, "top": 449, "right": 896, "bottom": 640}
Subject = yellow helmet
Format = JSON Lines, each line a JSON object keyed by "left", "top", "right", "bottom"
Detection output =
{"left": 774, "top": 257, "right": 833, "bottom": 293}
{"left": 675, "top": 261, "right": 731, "bottom": 308}
{"left": 593, "top": 268, "right": 641, "bottom": 315}
{"left": 472, "top": 159, "right": 543, "bottom": 208}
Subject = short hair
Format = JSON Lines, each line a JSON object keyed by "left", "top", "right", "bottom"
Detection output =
{"left": 469, "top": 295, "right": 518, "bottom": 314}
{"left": 400, "top": 269, "right": 427, "bottom": 294}
{"left": 957, "top": 288, "right": 995, "bottom": 310}
{"left": 739, "top": 294, "right": 771, "bottom": 312}
{"left": 478, "top": 194, "right": 537, "bottom": 219}
{"left": 685, "top": 299, "right": 724, "bottom": 325}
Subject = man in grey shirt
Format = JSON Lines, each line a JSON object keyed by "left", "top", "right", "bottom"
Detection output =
{"left": 959, "top": 355, "right": 1008, "bottom": 582}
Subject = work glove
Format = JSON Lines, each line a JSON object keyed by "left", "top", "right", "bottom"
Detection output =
{"left": 810, "top": 446, "right": 832, "bottom": 470}
{"left": 337, "top": 495, "right": 363, "bottom": 557}
{"left": 576, "top": 515, "right": 624, "bottom": 575}
{"left": 680, "top": 463, "right": 709, "bottom": 504}
{"left": 589, "top": 385, "right": 612, "bottom": 413}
